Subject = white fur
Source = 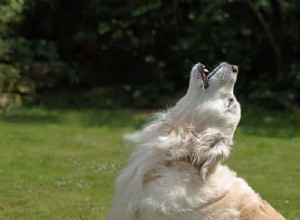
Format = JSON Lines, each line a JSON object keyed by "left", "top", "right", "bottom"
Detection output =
{"left": 109, "top": 62, "right": 286, "bottom": 220}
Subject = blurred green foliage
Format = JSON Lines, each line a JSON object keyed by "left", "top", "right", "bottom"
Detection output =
{"left": 0, "top": 0, "right": 21, "bottom": 108}
{"left": 0, "top": 0, "right": 300, "bottom": 109}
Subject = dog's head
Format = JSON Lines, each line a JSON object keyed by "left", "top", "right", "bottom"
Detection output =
{"left": 173, "top": 62, "right": 241, "bottom": 137}
{"left": 169, "top": 62, "right": 241, "bottom": 178}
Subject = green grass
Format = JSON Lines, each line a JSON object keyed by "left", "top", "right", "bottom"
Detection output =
{"left": 0, "top": 107, "right": 299, "bottom": 219}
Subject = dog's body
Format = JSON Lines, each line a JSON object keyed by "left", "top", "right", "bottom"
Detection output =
{"left": 109, "top": 62, "right": 285, "bottom": 220}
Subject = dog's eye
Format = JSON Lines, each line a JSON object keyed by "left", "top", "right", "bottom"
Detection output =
{"left": 227, "top": 98, "right": 234, "bottom": 108}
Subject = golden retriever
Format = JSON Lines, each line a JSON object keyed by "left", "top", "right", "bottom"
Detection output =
{"left": 109, "top": 62, "right": 286, "bottom": 220}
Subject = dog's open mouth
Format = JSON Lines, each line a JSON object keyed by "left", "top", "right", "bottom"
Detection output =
{"left": 196, "top": 63, "right": 210, "bottom": 89}
{"left": 196, "top": 62, "right": 239, "bottom": 90}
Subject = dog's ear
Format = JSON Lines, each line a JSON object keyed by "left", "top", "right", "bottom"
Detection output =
{"left": 192, "top": 129, "right": 232, "bottom": 180}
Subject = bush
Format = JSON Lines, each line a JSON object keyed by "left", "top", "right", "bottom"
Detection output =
{"left": 1, "top": 0, "right": 300, "bottom": 109}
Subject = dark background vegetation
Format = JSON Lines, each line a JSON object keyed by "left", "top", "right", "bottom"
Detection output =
{"left": 1, "top": 0, "right": 299, "bottom": 110}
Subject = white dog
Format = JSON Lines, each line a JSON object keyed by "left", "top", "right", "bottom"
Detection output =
{"left": 109, "top": 62, "right": 286, "bottom": 220}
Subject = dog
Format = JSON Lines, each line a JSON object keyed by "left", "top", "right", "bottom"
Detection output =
{"left": 109, "top": 62, "right": 286, "bottom": 220}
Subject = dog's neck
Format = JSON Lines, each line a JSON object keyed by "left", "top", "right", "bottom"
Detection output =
{"left": 159, "top": 122, "right": 232, "bottom": 179}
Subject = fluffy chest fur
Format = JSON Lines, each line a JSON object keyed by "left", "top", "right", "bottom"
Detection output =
{"left": 137, "top": 164, "right": 259, "bottom": 220}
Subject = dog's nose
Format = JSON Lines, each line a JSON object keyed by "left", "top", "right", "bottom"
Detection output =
{"left": 231, "top": 65, "right": 238, "bottom": 73}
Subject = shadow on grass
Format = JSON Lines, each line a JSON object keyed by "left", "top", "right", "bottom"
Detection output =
{"left": 79, "top": 109, "right": 149, "bottom": 129}
{"left": 0, "top": 108, "right": 149, "bottom": 129}
{"left": 1, "top": 107, "right": 299, "bottom": 138}
{"left": 0, "top": 108, "right": 61, "bottom": 125}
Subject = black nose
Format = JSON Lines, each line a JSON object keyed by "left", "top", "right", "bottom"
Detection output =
{"left": 231, "top": 65, "right": 238, "bottom": 73}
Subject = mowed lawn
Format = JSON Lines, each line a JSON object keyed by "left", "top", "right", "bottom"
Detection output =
{"left": 0, "top": 107, "right": 299, "bottom": 219}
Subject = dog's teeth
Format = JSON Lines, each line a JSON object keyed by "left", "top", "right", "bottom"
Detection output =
{"left": 204, "top": 69, "right": 209, "bottom": 73}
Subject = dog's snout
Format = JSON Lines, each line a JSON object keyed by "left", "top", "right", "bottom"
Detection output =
{"left": 231, "top": 65, "right": 238, "bottom": 73}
